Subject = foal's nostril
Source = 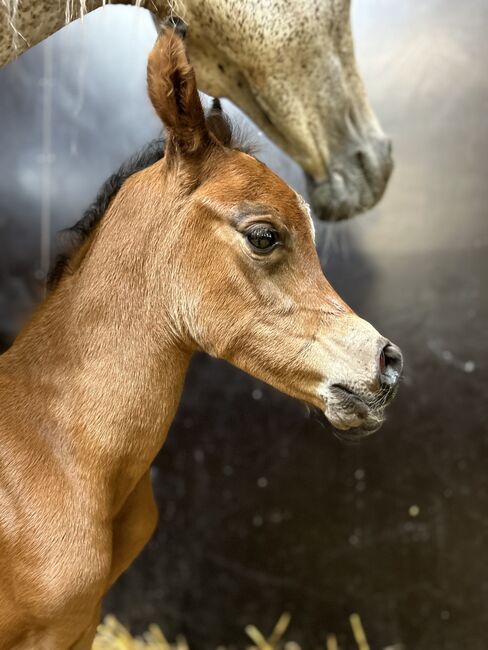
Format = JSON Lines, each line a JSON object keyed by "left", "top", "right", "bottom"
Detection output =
{"left": 379, "top": 343, "right": 403, "bottom": 387}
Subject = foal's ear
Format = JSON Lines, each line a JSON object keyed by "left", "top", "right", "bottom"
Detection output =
{"left": 206, "top": 98, "right": 233, "bottom": 147}
{"left": 147, "top": 19, "right": 208, "bottom": 156}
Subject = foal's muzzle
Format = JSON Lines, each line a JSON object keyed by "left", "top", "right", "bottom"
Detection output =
{"left": 314, "top": 338, "right": 403, "bottom": 442}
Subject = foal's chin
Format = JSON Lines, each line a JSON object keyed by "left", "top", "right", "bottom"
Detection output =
{"left": 308, "top": 386, "right": 389, "bottom": 443}
{"left": 310, "top": 405, "right": 385, "bottom": 444}
{"left": 329, "top": 412, "right": 385, "bottom": 444}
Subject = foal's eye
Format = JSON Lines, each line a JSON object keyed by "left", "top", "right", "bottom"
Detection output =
{"left": 246, "top": 226, "right": 280, "bottom": 253}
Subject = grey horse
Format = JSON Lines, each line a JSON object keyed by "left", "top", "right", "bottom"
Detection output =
{"left": 0, "top": 0, "right": 393, "bottom": 220}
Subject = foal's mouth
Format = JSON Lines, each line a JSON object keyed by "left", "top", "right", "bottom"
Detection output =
{"left": 310, "top": 382, "right": 398, "bottom": 443}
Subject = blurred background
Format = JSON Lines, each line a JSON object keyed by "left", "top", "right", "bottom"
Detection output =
{"left": 0, "top": 1, "right": 487, "bottom": 648}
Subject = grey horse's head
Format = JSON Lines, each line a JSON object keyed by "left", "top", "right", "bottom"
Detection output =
{"left": 182, "top": 0, "right": 393, "bottom": 221}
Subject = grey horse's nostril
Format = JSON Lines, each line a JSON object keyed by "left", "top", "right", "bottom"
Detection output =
{"left": 379, "top": 136, "right": 394, "bottom": 182}
{"left": 386, "top": 137, "right": 393, "bottom": 158}
{"left": 379, "top": 343, "right": 403, "bottom": 387}
{"left": 355, "top": 149, "right": 368, "bottom": 176}
{"left": 354, "top": 138, "right": 393, "bottom": 194}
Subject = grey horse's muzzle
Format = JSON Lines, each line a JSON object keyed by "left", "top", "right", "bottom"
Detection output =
{"left": 307, "top": 134, "right": 394, "bottom": 221}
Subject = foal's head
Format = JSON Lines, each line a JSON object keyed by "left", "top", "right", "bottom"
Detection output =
{"left": 146, "top": 22, "right": 402, "bottom": 440}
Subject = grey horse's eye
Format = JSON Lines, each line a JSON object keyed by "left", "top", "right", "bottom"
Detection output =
{"left": 246, "top": 226, "right": 280, "bottom": 253}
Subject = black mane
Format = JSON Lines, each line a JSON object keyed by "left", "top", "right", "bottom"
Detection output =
{"left": 47, "top": 138, "right": 165, "bottom": 290}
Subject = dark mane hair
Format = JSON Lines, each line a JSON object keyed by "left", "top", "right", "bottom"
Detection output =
{"left": 47, "top": 100, "right": 253, "bottom": 291}
{"left": 47, "top": 138, "right": 166, "bottom": 290}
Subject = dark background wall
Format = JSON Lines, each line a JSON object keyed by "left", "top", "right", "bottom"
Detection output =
{"left": 0, "top": 2, "right": 487, "bottom": 648}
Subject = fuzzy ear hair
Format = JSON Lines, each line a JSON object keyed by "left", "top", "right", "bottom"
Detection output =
{"left": 147, "top": 18, "right": 208, "bottom": 155}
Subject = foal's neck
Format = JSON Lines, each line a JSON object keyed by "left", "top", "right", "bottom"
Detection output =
{"left": 3, "top": 167, "right": 191, "bottom": 505}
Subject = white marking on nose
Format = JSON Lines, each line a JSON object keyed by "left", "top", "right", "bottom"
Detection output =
{"left": 295, "top": 191, "right": 316, "bottom": 243}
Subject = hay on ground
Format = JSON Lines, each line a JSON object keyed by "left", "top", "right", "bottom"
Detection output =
{"left": 92, "top": 612, "right": 403, "bottom": 650}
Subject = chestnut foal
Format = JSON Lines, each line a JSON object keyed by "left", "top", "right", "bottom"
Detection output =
{"left": 0, "top": 23, "right": 402, "bottom": 649}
